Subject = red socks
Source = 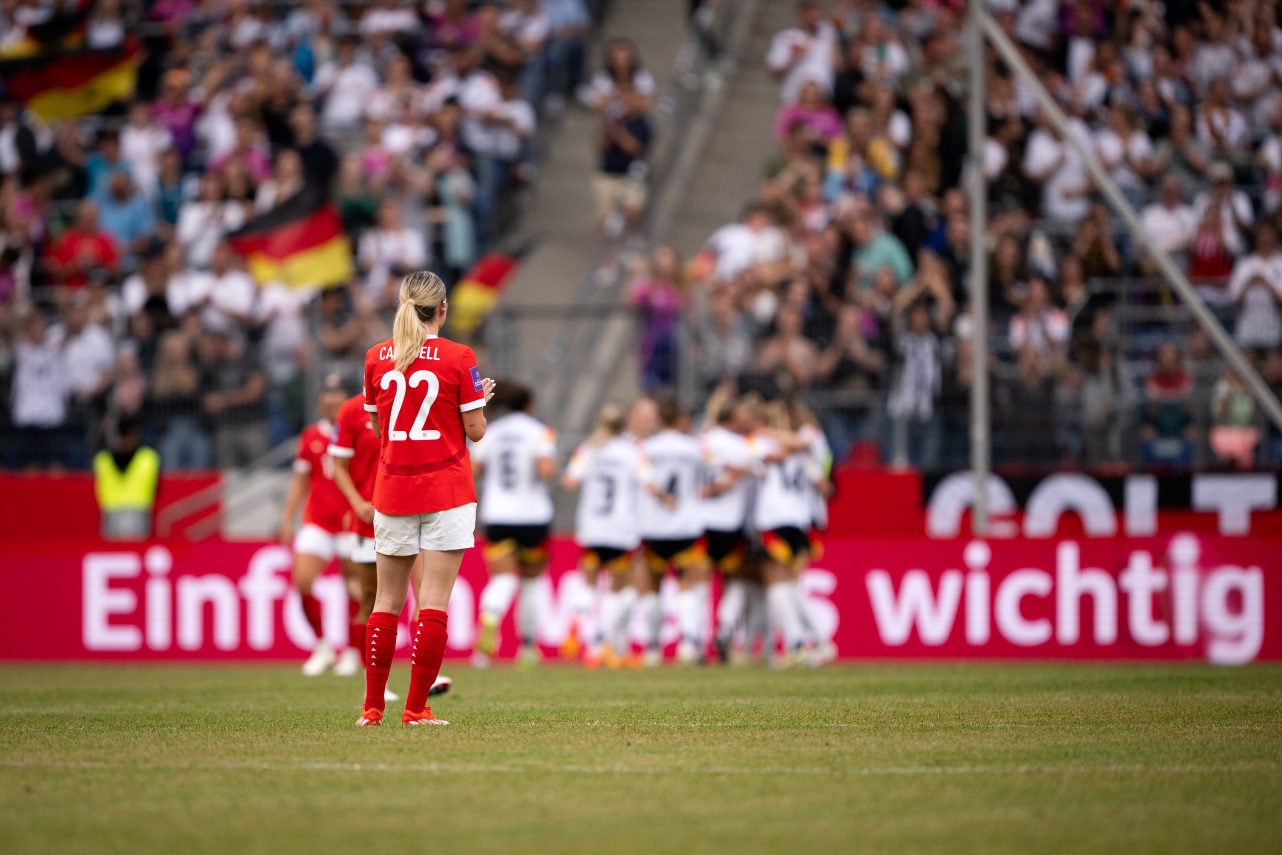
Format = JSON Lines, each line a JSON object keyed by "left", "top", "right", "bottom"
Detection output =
{"left": 348, "top": 598, "right": 364, "bottom": 656}
{"left": 363, "top": 611, "right": 399, "bottom": 712}
{"left": 405, "top": 609, "right": 448, "bottom": 714}
{"left": 300, "top": 594, "right": 325, "bottom": 639}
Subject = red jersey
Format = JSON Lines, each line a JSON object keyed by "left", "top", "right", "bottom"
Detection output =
{"left": 295, "top": 420, "right": 349, "bottom": 533}
{"left": 328, "top": 394, "right": 380, "bottom": 538}
{"left": 363, "top": 335, "right": 487, "bottom": 516}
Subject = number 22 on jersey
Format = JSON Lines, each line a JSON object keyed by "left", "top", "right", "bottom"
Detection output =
{"left": 381, "top": 369, "right": 440, "bottom": 441}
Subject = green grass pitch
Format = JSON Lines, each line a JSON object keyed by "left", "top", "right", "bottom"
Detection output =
{"left": 1, "top": 663, "right": 1280, "bottom": 854}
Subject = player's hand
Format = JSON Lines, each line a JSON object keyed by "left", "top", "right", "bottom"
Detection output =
{"left": 481, "top": 377, "right": 497, "bottom": 403}
{"left": 660, "top": 492, "right": 679, "bottom": 510}
{"left": 355, "top": 499, "right": 376, "bottom": 525}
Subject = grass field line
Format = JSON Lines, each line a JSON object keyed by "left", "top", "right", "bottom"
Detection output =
{"left": 3, "top": 758, "right": 1277, "bottom": 777}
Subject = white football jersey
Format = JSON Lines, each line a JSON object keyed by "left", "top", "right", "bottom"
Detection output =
{"left": 751, "top": 434, "right": 816, "bottom": 533}
{"left": 566, "top": 437, "right": 643, "bottom": 550}
{"left": 474, "top": 412, "right": 556, "bottom": 525}
{"left": 799, "top": 424, "right": 832, "bottom": 530}
{"left": 700, "top": 425, "right": 754, "bottom": 532}
{"left": 638, "top": 429, "right": 707, "bottom": 540}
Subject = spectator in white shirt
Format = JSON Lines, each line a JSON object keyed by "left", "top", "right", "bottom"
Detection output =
{"left": 463, "top": 70, "right": 536, "bottom": 252}
{"left": 1228, "top": 222, "right": 1282, "bottom": 350}
{"left": 1009, "top": 275, "right": 1069, "bottom": 362}
{"left": 1094, "top": 104, "right": 1154, "bottom": 207}
{"left": 176, "top": 173, "right": 246, "bottom": 269}
{"left": 313, "top": 36, "right": 378, "bottom": 133}
{"left": 200, "top": 243, "right": 259, "bottom": 335}
{"left": 697, "top": 202, "right": 788, "bottom": 283}
{"left": 1193, "top": 161, "right": 1255, "bottom": 257}
{"left": 1196, "top": 78, "right": 1249, "bottom": 162}
{"left": 56, "top": 295, "right": 115, "bottom": 467}
{"left": 359, "top": 200, "right": 428, "bottom": 306}
{"left": 1022, "top": 108, "right": 1092, "bottom": 223}
{"left": 9, "top": 310, "right": 67, "bottom": 470}
{"left": 766, "top": 0, "right": 839, "bottom": 104}
{"left": 359, "top": 0, "right": 418, "bottom": 36}
{"left": 1139, "top": 175, "right": 1196, "bottom": 273}
{"left": 120, "top": 101, "right": 172, "bottom": 201}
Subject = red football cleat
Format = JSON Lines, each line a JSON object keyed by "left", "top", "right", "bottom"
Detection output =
{"left": 402, "top": 707, "right": 449, "bottom": 726}
{"left": 355, "top": 708, "right": 383, "bottom": 727}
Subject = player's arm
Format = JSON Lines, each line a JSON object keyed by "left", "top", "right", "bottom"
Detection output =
{"left": 561, "top": 445, "right": 589, "bottom": 491}
{"left": 462, "top": 377, "right": 497, "bottom": 442}
{"left": 535, "top": 427, "right": 557, "bottom": 482}
{"left": 368, "top": 411, "right": 380, "bottom": 439}
{"left": 331, "top": 455, "right": 374, "bottom": 524}
{"left": 280, "top": 467, "right": 308, "bottom": 546}
{"left": 702, "top": 464, "right": 750, "bottom": 499}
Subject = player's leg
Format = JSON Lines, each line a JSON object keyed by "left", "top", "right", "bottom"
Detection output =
{"left": 637, "top": 545, "right": 668, "bottom": 667}
{"left": 598, "top": 553, "right": 637, "bottom": 669}
{"left": 675, "top": 545, "right": 711, "bottom": 665}
{"left": 714, "top": 539, "right": 750, "bottom": 665}
{"left": 562, "top": 548, "right": 600, "bottom": 661}
{"left": 475, "top": 532, "right": 520, "bottom": 662}
{"left": 403, "top": 546, "right": 465, "bottom": 725}
{"left": 356, "top": 544, "right": 415, "bottom": 725}
{"left": 334, "top": 538, "right": 363, "bottom": 676}
{"left": 761, "top": 531, "right": 805, "bottom": 666}
{"left": 293, "top": 525, "right": 336, "bottom": 676}
{"left": 515, "top": 531, "right": 550, "bottom": 668}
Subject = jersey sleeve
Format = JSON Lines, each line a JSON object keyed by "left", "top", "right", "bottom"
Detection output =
{"left": 363, "top": 350, "right": 378, "bottom": 413}
{"left": 328, "top": 403, "right": 357, "bottom": 458}
{"left": 566, "top": 443, "right": 591, "bottom": 480}
{"left": 458, "top": 346, "right": 486, "bottom": 413}
{"left": 294, "top": 428, "right": 315, "bottom": 473}
{"left": 536, "top": 426, "right": 557, "bottom": 460}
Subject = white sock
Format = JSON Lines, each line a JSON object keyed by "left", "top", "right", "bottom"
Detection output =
{"left": 677, "top": 586, "right": 702, "bottom": 645}
{"left": 767, "top": 582, "right": 803, "bottom": 653}
{"left": 480, "top": 573, "right": 519, "bottom": 622}
{"left": 792, "top": 578, "right": 831, "bottom": 645}
{"left": 717, "top": 579, "right": 747, "bottom": 643}
{"left": 607, "top": 586, "right": 638, "bottom": 651}
{"left": 518, "top": 578, "right": 541, "bottom": 646}
{"left": 637, "top": 591, "right": 661, "bottom": 650}
{"left": 571, "top": 576, "right": 594, "bottom": 619}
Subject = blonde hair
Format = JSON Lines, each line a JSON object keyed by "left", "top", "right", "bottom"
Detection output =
{"left": 392, "top": 270, "right": 447, "bottom": 372}
{"left": 588, "top": 403, "right": 626, "bottom": 447}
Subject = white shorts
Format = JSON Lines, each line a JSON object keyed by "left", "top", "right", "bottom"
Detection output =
{"left": 351, "top": 535, "right": 377, "bottom": 565}
{"left": 336, "top": 532, "right": 357, "bottom": 561}
{"left": 294, "top": 523, "right": 343, "bottom": 561}
{"left": 374, "top": 503, "right": 477, "bottom": 556}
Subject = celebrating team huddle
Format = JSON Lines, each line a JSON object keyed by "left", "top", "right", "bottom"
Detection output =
{"left": 281, "top": 270, "right": 837, "bottom": 728}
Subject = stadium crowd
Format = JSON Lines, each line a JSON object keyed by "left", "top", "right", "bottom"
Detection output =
{"left": 626, "top": 0, "right": 1282, "bottom": 473}
{"left": 0, "top": 0, "right": 616, "bottom": 471}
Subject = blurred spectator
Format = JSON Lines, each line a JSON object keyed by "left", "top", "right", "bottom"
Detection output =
{"left": 120, "top": 101, "right": 173, "bottom": 202}
{"left": 1139, "top": 175, "right": 1195, "bottom": 272}
{"left": 886, "top": 301, "right": 942, "bottom": 470}
{"left": 57, "top": 294, "right": 116, "bottom": 467}
{"left": 1188, "top": 203, "right": 1235, "bottom": 291}
{"left": 98, "top": 173, "right": 157, "bottom": 265}
{"left": 1227, "top": 222, "right": 1282, "bottom": 352}
{"left": 151, "top": 330, "right": 212, "bottom": 469}
{"left": 93, "top": 416, "right": 160, "bottom": 541}
{"left": 766, "top": 0, "right": 838, "bottom": 104}
{"left": 47, "top": 201, "right": 121, "bottom": 289}
{"left": 197, "top": 330, "right": 267, "bottom": 468}
{"left": 314, "top": 36, "right": 378, "bottom": 134}
{"left": 1193, "top": 162, "right": 1253, "bottom": 258}
{"left": 629, "top": 246, "right": 684, "bottom": 391}
{"left": 543, "top": 0, "right": 591, "bottom": 110}
{"left": 1142, "top": 342, "right": 1194, "bottom": 466}
{"left": 1070, "top": 204, "right": 1123, "bottom": 279}
{"left": 177, "top": 173, "right": 246, "bottom": 270}
{"left": 586, "top": 37, "right": 655, "bottom": 111}
{"left": 1009, "top": 276, "right": 1069, "bottom": 363}
{"left": 1209, "top": 370, "right": 1260, "bottom": 469}
{"left": 848, "top": 204, "right": 912, "bottom": 291}
{"left": 358, "top": 200, "right": 428, "bottom": 307}
{"left": 594, "top": 80, "right": 651, "bottom": 233}
{"left": 1072, "top": 339, "right": 1134, "bottom": 465}
{"left": 9, "top": 309, "right": 67, "bottom": 471}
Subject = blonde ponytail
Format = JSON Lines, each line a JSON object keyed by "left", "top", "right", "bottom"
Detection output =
{"left": 392, "top": 270, "right": 447, "bottom": 372}
{"left": 588, "top": 403, "right": 626, "bottom": 447}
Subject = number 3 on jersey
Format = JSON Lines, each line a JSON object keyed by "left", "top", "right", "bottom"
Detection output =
{"left": 381, "top": 369, "right": 441, "bottom": 441}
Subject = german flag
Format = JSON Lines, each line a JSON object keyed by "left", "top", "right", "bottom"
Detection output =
{"left": 450, "top": 253, "right": 519, "bottom": 334}
{"left": 227, "top": 188, "right": 353, "bottom": 290}
{"left": 0, "top": 37, "right": 141, "bottom": 122}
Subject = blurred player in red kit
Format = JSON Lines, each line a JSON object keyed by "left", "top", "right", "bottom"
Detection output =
{"left": 281, "top": 377, "right": 356, "bottom": 676}
{"left": 355, "top": 271, "right": 495, "bottom": 727}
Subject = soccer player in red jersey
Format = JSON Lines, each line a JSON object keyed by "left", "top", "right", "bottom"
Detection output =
{"left": 355, "top": 271, "right": 494, "bottom": 727}
{"left": 281, "top": 378, "right": 355, "bottom": 676}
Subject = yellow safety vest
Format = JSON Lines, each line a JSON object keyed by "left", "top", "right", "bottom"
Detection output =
{"left": 93, "top": 447, "right": 161, "bottom": 512}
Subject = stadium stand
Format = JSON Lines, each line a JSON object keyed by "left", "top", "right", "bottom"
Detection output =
{"left": 647, "top": 0, "right": 1282, "bottom": 473}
